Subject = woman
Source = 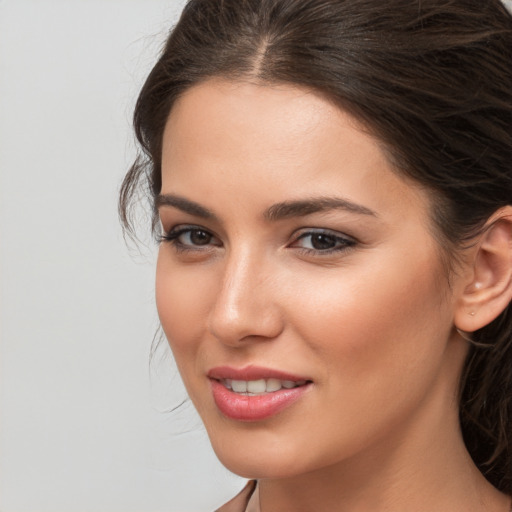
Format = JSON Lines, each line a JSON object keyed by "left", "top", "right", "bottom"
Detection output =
{"left": 120, "top": 0, "right": 512, "bottom": 510}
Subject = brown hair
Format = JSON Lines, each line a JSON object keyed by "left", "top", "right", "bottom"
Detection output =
{"left": 120, "top": 0, "right": 512, "bottom": 493}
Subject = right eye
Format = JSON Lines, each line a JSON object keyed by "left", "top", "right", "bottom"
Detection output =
{"left": 160, "top": 225, "right": 222, "bottom": 251}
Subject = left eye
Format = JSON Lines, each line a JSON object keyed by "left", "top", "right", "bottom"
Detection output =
{"left": 291, "top": 231, "right": 355, "bottom": 252}
{"left": 160, "top": 226, "right": 221, "bottom": 249}
{"left": 178, "top": 229, "right": 213, "bottom": 246}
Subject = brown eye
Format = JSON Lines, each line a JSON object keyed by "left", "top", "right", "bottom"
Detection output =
{"left": 160, "top": 225, "right": 221, "bottom": 249}
{"left": 309, "top": 233, "right": 337, "bottom": 250}
{"left": 291, "top": 230, "right": 356, "bottom": 254}
{"left": 186, "top": 229, "right": 212, "bottom": 246}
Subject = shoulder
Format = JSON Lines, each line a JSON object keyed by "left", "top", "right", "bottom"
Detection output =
{"left": 215, "top": 480, "right": 257, "bottom": 512}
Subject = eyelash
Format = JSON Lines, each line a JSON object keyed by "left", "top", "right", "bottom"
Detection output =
{"left": 159, "top": 225, "right": 356, "bottom": 256}
{"left": 291, "top": 229, "right": 356, "bottom": 255}
{"left": 159, "top": 225, "right": 221, "bottom": 252}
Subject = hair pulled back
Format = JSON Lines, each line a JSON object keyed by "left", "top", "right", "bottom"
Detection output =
{"left": 120, "top": 0, "right": 512, "bottom": 493}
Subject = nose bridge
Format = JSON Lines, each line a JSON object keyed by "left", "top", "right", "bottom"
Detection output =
{"left": 208, "top": 244, "right": 282, "bottom": 344}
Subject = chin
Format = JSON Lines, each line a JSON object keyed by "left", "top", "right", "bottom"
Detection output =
{"left": 207, "top": 433, "right": 281, "bottom": 478}
{"left": 205, "top": 425, "right": 326, "bottom": 480}
{"left": 215, "top": 450, "right": 300, "bottom": 480}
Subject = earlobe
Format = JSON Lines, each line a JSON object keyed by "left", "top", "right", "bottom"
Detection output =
{"left": 455, "top": 206, "right": 512, "bottom": 333}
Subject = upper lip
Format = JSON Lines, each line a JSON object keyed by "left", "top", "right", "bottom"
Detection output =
{"left": 207, "top": 365, "right": 311, "bottom": 382}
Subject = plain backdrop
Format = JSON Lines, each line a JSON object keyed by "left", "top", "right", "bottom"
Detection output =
{"left": 0, "top": 1, "right": 244, "bottom": 511}
{"left": 3, "top": 1, "right": 512, "bottom": 512}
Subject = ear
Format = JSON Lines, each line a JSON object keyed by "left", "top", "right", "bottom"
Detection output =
{"left": 454, "top": 206, "right": 512, "bottom": 333}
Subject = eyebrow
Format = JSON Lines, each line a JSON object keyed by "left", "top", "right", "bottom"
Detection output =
{"left": 155, "top": 194, "right": 217, "bottom": 220}
{"left": 264, "top": 197, "right": 377, "bottom": 221}
{"left": 155, "top": 194, "right": 377, "bottom": 222}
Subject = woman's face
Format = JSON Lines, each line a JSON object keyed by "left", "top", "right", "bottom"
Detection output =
{"left": 156, "top": 80, "right": 466, "bottom": 479}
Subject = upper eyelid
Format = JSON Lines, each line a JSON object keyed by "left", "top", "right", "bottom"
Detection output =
{"left": 165, "top": 224, "right": 216, "bottom": 235}
{"left": 161, "top": 217, "right": 219, "bottom": 231}
{"left": 291, "top": 227, "right": 356, "bottom": 241}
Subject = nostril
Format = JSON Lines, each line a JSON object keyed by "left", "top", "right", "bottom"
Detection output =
{"left": 208, "top": 300, "right": 284, "bottom": 345}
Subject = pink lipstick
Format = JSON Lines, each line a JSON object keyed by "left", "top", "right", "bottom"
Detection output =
{"left": 208, "top": 366, "right": 312, "bottom": 421}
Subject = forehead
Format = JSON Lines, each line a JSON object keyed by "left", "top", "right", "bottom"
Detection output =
{"left": 161, "top": 79, "right": 430, "bottom": 224}
{"left": 163, "top": 79, "right": 350, "bottom": 169}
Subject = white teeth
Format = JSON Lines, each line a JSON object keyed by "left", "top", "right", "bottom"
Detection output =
{"left": 231, "top": 380, "right": 247, "bottom": 393}
{"left": 266, "top": 378, "right": 282, "bottom": 392}
{"left": 247, "top": 379, "right": 266, "bottom": 393}
{"left": 222, "top": 378, "right": 307, "bottom": 394}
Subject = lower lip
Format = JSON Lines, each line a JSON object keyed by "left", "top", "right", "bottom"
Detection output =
{"left": 210, "top": 380, "right": 311, "bottom": 421}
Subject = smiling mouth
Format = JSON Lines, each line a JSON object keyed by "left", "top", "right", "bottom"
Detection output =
{"left": 210, "top": 376, "right": 312, "bottom": 421}
{"left": 207, "top": 366, "right": 312, "bottom": 420}
{"left": 219, "top": 378, "right": 308, "bottom": 395}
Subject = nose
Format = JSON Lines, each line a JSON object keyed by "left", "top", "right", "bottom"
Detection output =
{"left": 207, "top": 250, "right": 284, "bottom": 346}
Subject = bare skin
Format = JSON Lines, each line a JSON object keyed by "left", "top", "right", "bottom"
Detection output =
{"left": 156, "top": 79, "right": 512, "bottom": 512}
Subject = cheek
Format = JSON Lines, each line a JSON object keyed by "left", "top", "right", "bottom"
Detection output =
{"left": 261, "top": 256, "right": 455, "bottom": 469}
{"left": 155, "top": 252, "right": 212, "bottom": 377}
{"left": 286, "top": 252, "right": 451, "bottom": 396}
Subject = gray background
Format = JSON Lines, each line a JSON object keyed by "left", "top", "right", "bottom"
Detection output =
{"left": 0, "top": 1, "right": 243, "bottom": 510}
{"left": 2, "top": 0, "right": 511, "bottom": 511}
